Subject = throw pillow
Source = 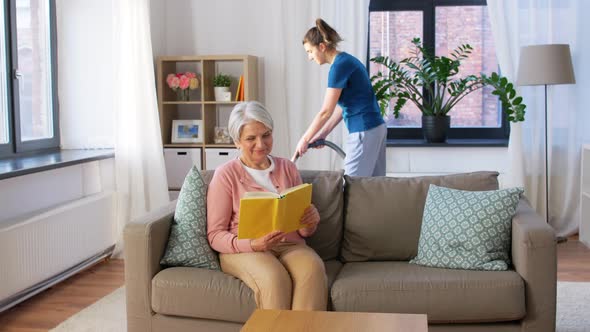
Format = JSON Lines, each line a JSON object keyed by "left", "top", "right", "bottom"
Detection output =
{"left": 160, "top": 166, "right": 220, "bottom": 270}
{"left": 410, "top": 184, "right": 523, "bottom": 271}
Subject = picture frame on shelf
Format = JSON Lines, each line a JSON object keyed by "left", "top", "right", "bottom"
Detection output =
{"left": 214, "top": 126, "right": 232, "bottom": 144}
{"left": 171, "top": 120, "right": 203, "bottom": 143}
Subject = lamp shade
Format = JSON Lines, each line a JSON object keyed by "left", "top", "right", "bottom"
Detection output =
{"left": 517, "top": 44, "right": 575, "bottom": 86}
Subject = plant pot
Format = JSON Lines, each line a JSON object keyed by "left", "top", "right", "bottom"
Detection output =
{"left": 422, "top": 115, "right": 450, "bottom": 143}
{"left": 214, "top": 87, "right": 231, "bottom": 101}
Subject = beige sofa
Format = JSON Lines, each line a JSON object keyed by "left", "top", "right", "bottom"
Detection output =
{"left": 124, "top": 170, "right": 556, "bottom": 332}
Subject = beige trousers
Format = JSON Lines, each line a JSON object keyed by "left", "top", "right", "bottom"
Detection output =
{"left": 220, "top": 242, "right": 327, "bottom": 310}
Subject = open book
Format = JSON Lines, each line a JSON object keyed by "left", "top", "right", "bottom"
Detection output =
{"left": 237, "top": 183, "right": 312, "bottom": 239}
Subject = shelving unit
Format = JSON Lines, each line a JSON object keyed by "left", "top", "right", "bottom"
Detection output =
{"left": 156, "top": 55, "right": 258, "bottom": 189}
{"left": 581, "top": 144, "right": 590, "bottom": 247}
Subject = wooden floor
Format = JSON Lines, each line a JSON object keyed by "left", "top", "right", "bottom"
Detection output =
{"left": 0, "top": 238, "right": 589, "bottom": 332}
{"left": 0, "top": 259, "right": 125, "bottom": 332}
{"left": 557, "top": 235, "right": 590, "bottom": 282}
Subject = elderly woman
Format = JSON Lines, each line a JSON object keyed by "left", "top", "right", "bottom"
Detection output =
{"left": 207, "top": 101, "right": 327, "bottom": 311}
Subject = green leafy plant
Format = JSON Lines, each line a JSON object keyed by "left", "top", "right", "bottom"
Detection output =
{"left": 370, "top": 37, "right": 526, "bottom": 122}
{"left": 213, "top": 73, "right": 232, "bottom": 87}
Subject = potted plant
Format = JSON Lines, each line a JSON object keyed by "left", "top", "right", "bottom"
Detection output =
{"left": 213, "top": 73, "right": 232, "bottom": 101}
{"left": 371, "top": 38, "right": 526, "bottom": 142}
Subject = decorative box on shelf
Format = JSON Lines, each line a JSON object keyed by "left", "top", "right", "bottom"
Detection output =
{"left": 206, "top": 148, "right": 240, "bottom": 170}
{"left": 164, "top": 148, "right": 202, "bottom": 190}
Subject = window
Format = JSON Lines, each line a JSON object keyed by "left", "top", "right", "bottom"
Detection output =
{"left": 0, "top": 0, "right": 59, "bottom": 159}
{"left": 368, "top": 0, "right": 508, "bottom": 140}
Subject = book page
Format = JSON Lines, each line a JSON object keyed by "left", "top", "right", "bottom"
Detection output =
{"left": 275, "top": 183, "right": 312, "bottom": 234}
{"left": 280, "top": 183, "right": 312, "bottom": 197}
{"left": 243, "top": 191, "right": 280, "bottom": 199}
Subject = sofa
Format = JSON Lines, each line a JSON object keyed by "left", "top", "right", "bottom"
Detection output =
{"left": 124, "top": 170, "right": 557, "bottom": 332}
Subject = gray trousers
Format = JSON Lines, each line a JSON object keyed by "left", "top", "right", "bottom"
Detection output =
{"left": 344, "top": 123, "right": 386, "bottom": 176}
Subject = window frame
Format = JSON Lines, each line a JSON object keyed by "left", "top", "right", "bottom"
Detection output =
{"left": 0, "top": 0, "right": 60, "bottom": 159}
{"left": 368, "top": 0, "right": 509, "bottom": 141}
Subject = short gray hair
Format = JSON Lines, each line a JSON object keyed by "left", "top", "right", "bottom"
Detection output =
{"left": 228, "top": 101, "right": 274, "bottom": 142}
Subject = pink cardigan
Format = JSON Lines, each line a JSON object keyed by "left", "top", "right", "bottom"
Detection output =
{"left": 207, "top": 156, "right": 314, "bottom": 254}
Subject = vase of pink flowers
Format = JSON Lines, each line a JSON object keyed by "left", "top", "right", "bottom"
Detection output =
{"left": 166, "top": 72, "right": 199, "bottom": 101}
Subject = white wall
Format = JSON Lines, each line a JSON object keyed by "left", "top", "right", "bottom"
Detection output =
{"left": 151, "top": 0, "right": 510, "bottom": 180}
{"left": 387, "top": 147, "right": 509, "bottom": 186}
{"left": 0, "top": 159, "right": 115, "bottom": 225}
{"left": 150, "top": 0, "right": 166, "bottom": 59}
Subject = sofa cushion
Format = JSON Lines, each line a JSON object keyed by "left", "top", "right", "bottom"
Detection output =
{"left": 152, "top": 267, "right": 255, "bottom": 323}
{"left": 330, "top": 261, "right": 525, "bottom": 323}
{"left": 300, "top": 170, "right": 344, "bottom": 260}
{"left": 160, "top": 166, "right": 219, "bottom": 269}
{"left": 410, "top": 185, "right": 523, "bottom": 271}
{"left": 201, "top": 170, "right": 215, "bottom": 185}
{"left": 324, "top": 259, "right": 344, "bottom": 311}
{"left": 152, "top": 260, "right": 342, "bottom": 322}
{"left": 341, "top": 171, "right": 499, "bottom": 262}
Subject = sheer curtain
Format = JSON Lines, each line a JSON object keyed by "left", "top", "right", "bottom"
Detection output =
{"left": 112, "top": 0, "right": 169, "bottom": 256}
{"left": 280, "top": 0, "right": 370, "bottom": 171}
{"left": 57, "top": 0, "right": 115, "bottom": 148}
{"left": 58, "top": 0, "right": 168, "bottom": 256}
{"left": 488, "top": 0, "right": 589, "bottom": 236}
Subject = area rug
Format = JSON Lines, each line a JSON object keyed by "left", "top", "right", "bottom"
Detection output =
{"left": 50, "top": 282, "right": 590, "bottom": 332}
{"left": 556, "top": 282, "right": 590, "bottom": 332}
{"left": 50, "top": 287, "right": 126, "bottom": 332}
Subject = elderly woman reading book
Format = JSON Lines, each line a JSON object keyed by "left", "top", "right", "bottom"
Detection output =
{"left": 206, "top": 101, "right": 327, "bottom": 310}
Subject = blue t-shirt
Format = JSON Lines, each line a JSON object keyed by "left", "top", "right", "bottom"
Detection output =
{"left": 328, "top": 52, "right": 384, "bottom": 133}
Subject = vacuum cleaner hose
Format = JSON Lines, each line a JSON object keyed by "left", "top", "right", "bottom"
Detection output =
{"left": 291, "top": 139, "right": 346, "bottom": 162}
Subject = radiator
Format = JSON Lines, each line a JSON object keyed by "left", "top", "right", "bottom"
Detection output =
{"left": 0, "top": 192, "right": 116, "bottom": 311}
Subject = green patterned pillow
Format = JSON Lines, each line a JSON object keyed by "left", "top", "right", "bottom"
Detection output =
{"left": 160, "top": 166, "right": 220, "bottom": 270}
{"left": 410, "top": 184, "right": 523, "bottom": 271}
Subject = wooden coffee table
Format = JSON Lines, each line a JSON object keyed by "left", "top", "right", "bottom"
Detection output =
{"left": 241, "top": 309, "right": 428, "bottom": 332}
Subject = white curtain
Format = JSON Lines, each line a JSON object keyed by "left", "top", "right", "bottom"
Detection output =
{"left": 488, "top": 0, "right": 589, "bottom": 236}
{"left": 280, "top": 0, "right": 370, "bottom": 171}
{"left": 112, "top": 0, "right": 169, "bottom": 256}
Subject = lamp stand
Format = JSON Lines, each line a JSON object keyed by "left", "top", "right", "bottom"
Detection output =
{"left": 544, "top": 84, "right": 567, "bottom": 243}
{"left": 544, "top": 84, "right": 549, "bottom": 225}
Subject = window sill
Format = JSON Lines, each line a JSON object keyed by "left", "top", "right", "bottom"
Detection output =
{"left": 0, "top": 149, "right": 115, "bottom": 181}
{"left": 386, "top": 138, "right": 509, "bottom": 147}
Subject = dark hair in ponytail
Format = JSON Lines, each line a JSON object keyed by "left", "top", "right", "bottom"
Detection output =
{"left": 302, "top": 18, "right": 342, "bottom": 49}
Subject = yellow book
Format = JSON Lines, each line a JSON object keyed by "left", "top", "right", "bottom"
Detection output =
{"left": 235, "top": 75, "right": 243, "bottom": 102}
{"left": 238, "top": 183, "right": 312, "bottom": 239}
{"left": 239, "top": 76, "right": 245, "bottom": 101}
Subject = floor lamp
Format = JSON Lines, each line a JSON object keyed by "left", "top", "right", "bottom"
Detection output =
{"left": 516, "top": 44, "right": 576, "bottom": 230}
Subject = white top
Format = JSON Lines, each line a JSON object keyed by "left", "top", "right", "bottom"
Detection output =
{"left": 240, "top": 156, "right": 277, "bottom": 193}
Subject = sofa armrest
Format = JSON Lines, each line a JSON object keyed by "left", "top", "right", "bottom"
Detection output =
{"left": 511, "top": 198, "right": 556, "bottom": 331}
{"left": 123, "top": 201, "right": 176, "bottom": 332}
